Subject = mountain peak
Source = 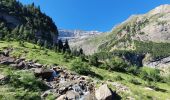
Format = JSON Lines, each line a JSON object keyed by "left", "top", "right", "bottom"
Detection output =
{"left": 149, "top": 4, "right": 170, "bottom": 15}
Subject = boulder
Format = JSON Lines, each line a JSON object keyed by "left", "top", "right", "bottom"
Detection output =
{"left": 16, "top": 61, "right": 25, "bottom": 69}
{"left": 66, "top": 91, "right": 80, "bottom": 100}
{"left": 0, "top": 57, "right": 15, "bottom": 65}
{"left": 95, "top": 84, "right": 113, "bottom": 100}
{"left": 34, "top": 69, "right": 53, "bottom": 80}
{"left": 15, "top": 58, "right": 25, "bottom": 64}
{"left": 33, "top": 68, "right": 43, "bottom": 74}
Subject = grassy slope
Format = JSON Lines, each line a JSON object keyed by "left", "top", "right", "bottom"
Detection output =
{"left": 0, "top": 65, "right": 43, "bottom": 100}
{"left": 0, "top": 41, "right": 170, "bottom": 100}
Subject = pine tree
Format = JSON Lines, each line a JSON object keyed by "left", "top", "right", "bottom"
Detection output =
{"left": 63, "top": 39, "right": 70, "bottom": 53}
{"left": 79, "top": 48, "right": 84, "bottom": 55}
{"left": 58, "top": 39, "right": 63, "bottom": 52}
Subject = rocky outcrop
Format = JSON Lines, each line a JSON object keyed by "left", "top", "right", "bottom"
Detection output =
{"left": 143, "top": 56, "right": 170, "bottom": 69}
{"left": 143, "top": 56, "right": 170, "bottom": 75}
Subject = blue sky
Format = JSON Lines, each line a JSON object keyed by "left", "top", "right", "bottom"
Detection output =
{"left": 19, "top": 0, "right": 170, "bottom": 32}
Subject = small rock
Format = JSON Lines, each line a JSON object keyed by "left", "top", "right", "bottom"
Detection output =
{"left": 3, "top": 50, "right": 9, "bottom": 56}
{"left": 0, "top": 74, "right": 5, "bottom": 80}
{"left": 41, "top": 90, "right": 50, "bottom": 98}
{"left": 34, "top": 63, "right": 43, "bottom": 68}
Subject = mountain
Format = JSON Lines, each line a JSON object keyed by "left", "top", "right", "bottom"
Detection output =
{"left": 58, "top": 29, "right": 102, "bottom": 40}
{"left": 0, "top": 0, "right": 58, "bottom": 43}
{"left": 79, "top": 5, "right": 170, "bottom": 68}
{"left": 100, "top": 4, "right": 170, "bottom": 51}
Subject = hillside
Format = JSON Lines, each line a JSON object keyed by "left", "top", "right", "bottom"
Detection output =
{"left": 78, "top": 5, "right": 170, "bottom": 68}
{"left": 99, "top": 5, "right": 170, "bottom": 51}
{"left": 0, "top": 0, "right": 58, "bottom": 43}
{"left": 0, "top": 41, "right": 170, "bottom": 100}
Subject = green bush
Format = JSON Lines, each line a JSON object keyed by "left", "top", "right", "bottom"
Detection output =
{"left": 8, "top": 70, "right": 48, "bottom": 91}
{"left": 139, "top": 67, "right": 161, "bottom": 82}
{"left": 71, "top": 59, "right": 91, "bottom": 75}
{"left": 108, "top": 56, "right": 128, "bottom": 72}
{"left": 99, "top": 61, "right": 110, "bottom": 70}
{"left": 89, "top": 55, "right": 99, "bottom": 67}
{"left": 127, "top": 66, "right": 140, "bottom": 75}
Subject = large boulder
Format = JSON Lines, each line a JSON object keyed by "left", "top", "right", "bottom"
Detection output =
{"left": 95, "top": 84, "right": 113, "bottom": 100}
{"left": 0, "top": 57, "right": 15, "bottom": 65}
{"left": 34, "top": 69, "right": 53, "bottom": 80}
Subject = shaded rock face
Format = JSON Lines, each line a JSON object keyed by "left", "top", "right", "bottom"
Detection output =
{"left": 0, "top": 12, "right": 21, "bottom": 28}
{"left": 124, "top": 53, "right": 145, "bottom": 67}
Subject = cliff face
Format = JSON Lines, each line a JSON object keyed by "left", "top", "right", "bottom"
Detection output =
{"left": 58, "top": 29, "right": 102, "bottom": 40}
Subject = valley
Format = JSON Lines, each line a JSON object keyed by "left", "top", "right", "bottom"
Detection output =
{"left": 0, "top": 0, "right": 170, "bottom": 100}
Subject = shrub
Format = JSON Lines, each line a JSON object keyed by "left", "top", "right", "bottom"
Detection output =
{"left": 127, "top": 66, "right": 140, "bottom": 75}
{"left": 89, "top": 55, "right": 99, "bottom": 67}
{"left": 108, "top": 56, "right": 128, "bottom": 72}
{"left": 139, "top": 67, "right": 161, "bottom": 82}
{"left": 71, "top": 59, "right": 91, "bottom": 75}
{"left": 99, "top": 61, "right": 109, "bottom": 70}
{"left": 8, "top": 71, "right": 48, "bottom": 91}
{"left": 63, "top": 53, "right": 72, "bottom": 62}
